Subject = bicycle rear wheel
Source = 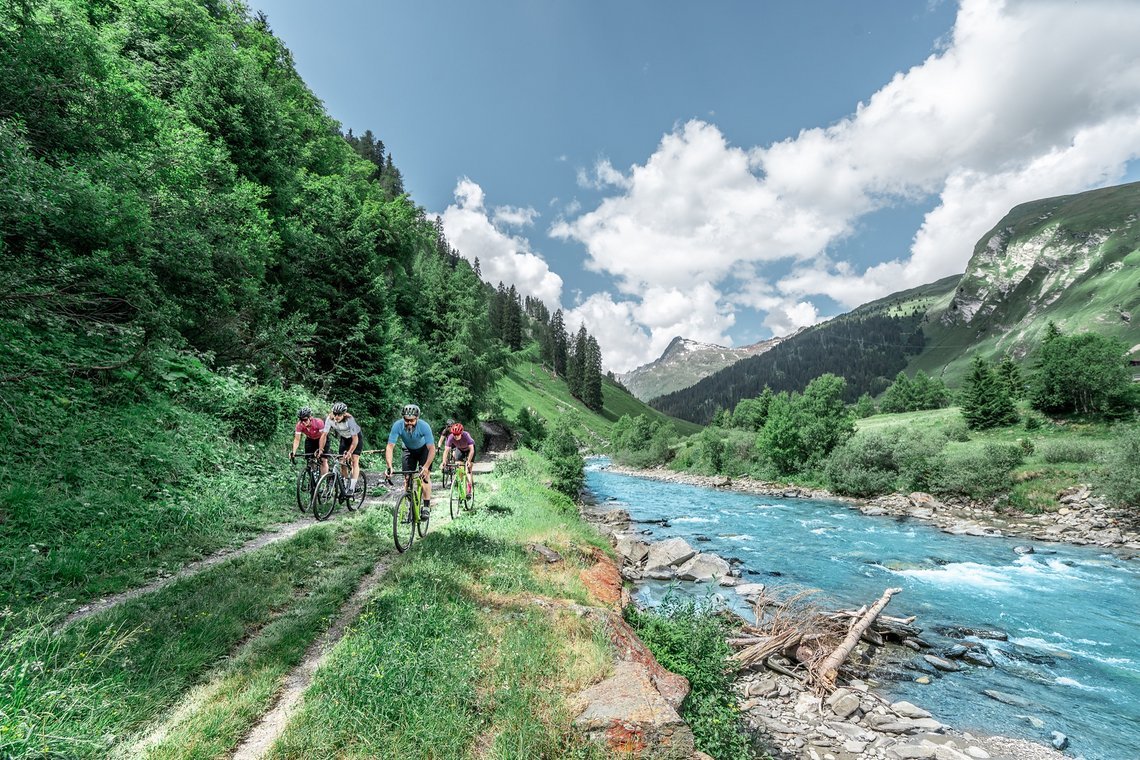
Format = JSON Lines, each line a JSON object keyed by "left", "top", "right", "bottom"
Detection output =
{"left": 393, "top": 494, "right": 414, "bottom": 553}
{"left": 449, "top": 479, "right": 461, "bottom": 519}
{"left": 295, "top": 466, "right": 315, "bottom": 512}
{"left": 442, "top": 465, "right": 453, "bottom": 489}
{"left": 312, "top": 472, "right": 338, "bottom": 520}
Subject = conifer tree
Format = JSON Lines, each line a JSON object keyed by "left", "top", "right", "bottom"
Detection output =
{"left": 584, "top": 334, "right": 604, "bottom": 410}
{"left": 960, "top": 356, "right": 1018, "bottom": 429}
{"left": 550, "top": 309, "right": 568, "bottom": 377}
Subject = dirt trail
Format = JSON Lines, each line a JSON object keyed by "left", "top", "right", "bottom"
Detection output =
{"left": 229, "top": 556, "right": 394, "bottom": 760}
{"left": 64, "top": 477, "right": 398, "bottom": 626}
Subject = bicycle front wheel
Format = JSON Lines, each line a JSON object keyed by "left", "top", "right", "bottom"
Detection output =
{"left": 312, "top": 472, "right": 338, "bottom": 521}
{"left": 393, "top": 494, "right": 414, "bottom": 553}
{"left": 449, "top": 479, "right": 461, "bottom": 520}
{"left": 416, "top": 494, "right": 430, "bottom": 538}
{"left": 295, "top": 467, "right": 315, "bottom": 512}
{"left": 465, "top": 479, "right": 475, "bottom": 511}
{"left": 442, "top": 466, "right": 453, "bottom": 489}
{"left": 348, "top": 472, "right": 367, "bottom": 511}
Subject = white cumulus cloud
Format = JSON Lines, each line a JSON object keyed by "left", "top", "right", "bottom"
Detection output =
{"left": 553, "top": 0, "right": 1140, "bottom": 341}
{"left": 439, "top": 178, "right": 563, "bottom": 308}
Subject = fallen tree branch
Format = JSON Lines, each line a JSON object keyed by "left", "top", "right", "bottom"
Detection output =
{"left": 813, "top": 587, "right": 902, "bottom": 692}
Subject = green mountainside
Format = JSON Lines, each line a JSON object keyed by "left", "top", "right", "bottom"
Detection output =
{"left": 654, "top": 182, "right": 1140, "bottom": 423}
{"left": 498, "top": 349, "right": 702, "bottom": 447}
{"left": 913, "top": 182, "right": 1140, "bottom": 384}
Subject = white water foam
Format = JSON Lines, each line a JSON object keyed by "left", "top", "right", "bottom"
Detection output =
{"left": 673, "top": 516, "right": 715, "bottom": 524}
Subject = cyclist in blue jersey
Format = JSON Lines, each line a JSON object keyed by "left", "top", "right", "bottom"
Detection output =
{"left": 385, "top": 403, "right": 436, "bottom": 518}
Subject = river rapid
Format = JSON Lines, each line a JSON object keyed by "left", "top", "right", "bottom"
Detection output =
{"left": 585, "top": 460, "right": 1140, "bottom": 760}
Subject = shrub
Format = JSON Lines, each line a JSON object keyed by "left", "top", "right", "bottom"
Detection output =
{"left": 1100, "top": 425, "right": 1140, "bottom": 508}
{"left": 494, "top": 453, "right": 536, "bottom": 478}
{"left": 942, "top": 418, "right": 971, "bottom": 442}
{"left": 541, "top": 420, "right": 585, "bottom": 498}
{"left": 928, "top": 443, "right": 1024, "bottom": 500}
{"left": 893, "top": 427, "right": 949, "bottom": 492}
{"left": 225, "top": 385, "right": 288, "bottom": 441}
{"left": 1038, "top": 440, "right": 1101, "bottom": 464}
{"left": 626, "top": 596, "right": 754, "bottom": 760}
{"left": 824, "top": 432, "right": 899, "bottom": 496}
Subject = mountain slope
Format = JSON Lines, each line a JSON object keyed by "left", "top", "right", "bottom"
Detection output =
{"left": 497, "top": 350, "right": 703, "bottom": 447}
{"left": 649, "top": 291, "right": 946, "bottom": 423}
{"left": 913, "top": 182, "right": 1140, "bottom": 384}
{"left": 652, "top": 178, "right": 1140, "bottom": 423}
{"left": 617, "top": 335, "right": 784, "bottom": 401}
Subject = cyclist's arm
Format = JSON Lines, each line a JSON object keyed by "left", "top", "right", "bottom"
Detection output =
{"left": 467, "top": 445, "right": 475, "bottom": 466}
{"left": 384, "top": 442, "right": 395, "bottom": 472}
{"left": 291, "top": 431, "right": 302, "bottom": 456}
{"left": 317, "top": 430, "right": 328, "bottom": 454}
{"left": 441, "top": 443, "right": 451, "bottom": 463}
{"left": 423, "top": 443, "right": 436, "bottom": 471}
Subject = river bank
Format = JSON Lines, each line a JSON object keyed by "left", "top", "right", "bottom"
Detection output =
{"left": 602, "top": 463, "right": 1140, "bottom": 554}
{"left": 583, "top": 461, "right": 1140, "bottom": 760}
{"left": 581, "top": 500, "right": 1072, "bottom": 760}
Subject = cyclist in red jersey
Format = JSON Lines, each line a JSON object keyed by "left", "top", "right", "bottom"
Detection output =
{"left": 441, "top": 422, "right": 476, "bottom": 498}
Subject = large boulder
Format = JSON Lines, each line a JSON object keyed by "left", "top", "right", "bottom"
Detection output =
{"left": 615, "top": 536, "right": 651, "bottom": 566}
{"left": 674, "top": 553, "right": 730, "bottom": 582}
{"left": 643, "top": 538, "right": 697, "bottom": 574}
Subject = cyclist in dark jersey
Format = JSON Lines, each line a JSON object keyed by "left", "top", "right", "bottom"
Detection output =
{"left": 385, "top": 403, "right": 436, "bottom": 517}
{"left": 442, "top": 422, "right": 476, "bottom": 498}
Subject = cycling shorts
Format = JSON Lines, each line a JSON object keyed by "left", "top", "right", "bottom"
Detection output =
{"left": 403, "top": 445, "right": 431, "bottom": 471}
{"left": 303, "top": 437, "right": 321, "bottom": 457}
{"left": 339, "top": 435, "right": 363, "bottom": 456}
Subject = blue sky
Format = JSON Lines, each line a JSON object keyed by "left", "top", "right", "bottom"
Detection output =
{"left": 253, "top": 0, "right": 1140, "bottom": 371}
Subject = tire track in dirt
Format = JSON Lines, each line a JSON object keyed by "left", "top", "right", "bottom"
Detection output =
{"left": 64, "top": 474, "right": 402, "bottom": 626}
{"left": 229, "top": 555, "right": 394, "bottom": 760}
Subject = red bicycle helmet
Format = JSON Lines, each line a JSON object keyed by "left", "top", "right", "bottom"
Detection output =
{"left": 450, "top": 423, "right": 464, "bottom": 436}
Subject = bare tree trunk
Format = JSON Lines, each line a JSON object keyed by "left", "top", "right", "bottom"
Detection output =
{"left": 814, "top": 587, "right": 902, "bottom": 691}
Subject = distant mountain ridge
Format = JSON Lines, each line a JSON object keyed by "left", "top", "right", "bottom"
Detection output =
{"left": 651, "top": 181, "right": 1140, "bottom": 423}
{"left": 617, "top": 335, "right": 784, "bottom": 401}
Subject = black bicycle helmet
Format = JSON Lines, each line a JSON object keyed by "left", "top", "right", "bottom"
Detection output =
{"left": 298, "top": 407, "right": 312, "bottom": 420}
{"left": 331, "top": 401, "right": 348, "bottom": 415}
{"left": 401, "top": 403, "right": 421, "bottom": 418}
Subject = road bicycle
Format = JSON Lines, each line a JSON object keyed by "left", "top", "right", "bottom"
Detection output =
{"left": 441, "top": 459, "right": 456, "bottom": 489}
{"left": 448, "top": 460, "right": 475, "bottom": 518}
{"left": 293, "top": 452, "right": 322, "bottom": 512}
{"left": 387, "top": 469, "right": 429, "bottom": 552}
{"left": 312, "top": 453, "right": 367, "bottom": 521}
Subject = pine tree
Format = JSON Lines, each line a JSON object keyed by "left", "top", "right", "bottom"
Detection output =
{"left": 996, "top": 356, "right": 1025, "bottom": 400}
{"left": 568, "top": 325, "right": 588, "bottom": 399}
{"left": 960, "top": 356, "right": 1018, "bottom": 429}
{"left": 550, "top": 309, "right": 568, "bottom": 377}
{"left": 584, "top": 334, "right": 604, "bottom": 410}
{"left": 504, "top": 284, "right": 523, "bottom": 350}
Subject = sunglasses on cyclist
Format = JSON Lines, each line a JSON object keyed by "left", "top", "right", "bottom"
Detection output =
{"left": 403, "top": 418, "right": 416, "bottom": 425}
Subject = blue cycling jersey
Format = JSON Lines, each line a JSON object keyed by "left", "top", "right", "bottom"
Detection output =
{"left": 388, "top": 418, "right": 434, "bottom": 450}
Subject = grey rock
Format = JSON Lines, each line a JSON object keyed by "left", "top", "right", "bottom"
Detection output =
{"left": 1050, "top": 731, "right": 1069, "bottom": 750}
{"left": 734, "top": 582, "right": 767, "bottom": 598}
{"left": 962, "top": 649, "right": 995, "bottom": 668}
{"left": 890, "top": 701, "right": 932, "bottom": 719}
{"left": 1013, "top": 545, "right": 1035, "bottom": 555}
{"left": 923, "top": 655, "right": 962, "bottom": 672}
{"left": 643, "top": 537, "right": 696, "bottom": 573}
{"left": 675, "top": 552, "right": 731, "bottom": 581}
{"left": 614, "top": 536, "right": 650, "bottom": 565}
{"left": 964, "top": 748, "right": 990, "bottom": 759}
{"left": 934, "top": 747, "right": 972, "bottom": 760}
{"left": 830, "top": 693, "right": 862, "bottom": 719}
{"left": 982, "top": 689, "right": 1030, "bottom": 707}
{"left": 888, "top": 745, "right": 936, "bottom": 759}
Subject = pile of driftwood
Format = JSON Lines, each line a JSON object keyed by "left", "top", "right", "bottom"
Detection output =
{"left": 729, "top": 587, "right": 924, "bottom": 693}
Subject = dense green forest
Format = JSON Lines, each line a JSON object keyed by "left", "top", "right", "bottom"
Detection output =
{"left": 652, "top": 313, "right": 926, "bottom": 423}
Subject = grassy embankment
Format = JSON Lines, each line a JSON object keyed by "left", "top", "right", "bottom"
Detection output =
{"left": 856, "top": 406, "right": 1120, "bottom": 512}
{"left": 3, "top": 447, "right": 624, "bottom": 759}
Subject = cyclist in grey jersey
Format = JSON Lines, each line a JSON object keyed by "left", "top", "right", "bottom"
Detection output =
{"left": 318, "top": 401, "right": 364, "bottom": 495}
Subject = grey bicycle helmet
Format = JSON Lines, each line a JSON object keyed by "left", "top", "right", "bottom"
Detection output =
{"left": 401, "top": 403, "right": 421, "bottom": 418}
{"left": 331, "top": 401, "right": 348, "bottom": 415}
{"left": 445, "top": 418, "right": 456, "bottom": 427}
{"left": 298, "top": 407, "right": 312, "bottom": 420}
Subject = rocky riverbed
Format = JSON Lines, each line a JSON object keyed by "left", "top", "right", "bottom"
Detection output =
{"left": 602, "top": 464, "right": 1140, "bottom": 554}
{"left": 580, "top": 502, "right": 1088, "bottom": 760}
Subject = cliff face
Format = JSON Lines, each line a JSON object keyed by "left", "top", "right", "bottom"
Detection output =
{"left": 922, "top": 182, "right": 1140, "bottom": 377}
{"left": 617, "top": 335, "right": 784, "bottom": 402}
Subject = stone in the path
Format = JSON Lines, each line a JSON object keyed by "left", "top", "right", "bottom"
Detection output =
{"left": 643, "top": 537, "right": 696, "bottom": 574}
{"left": 982, "top": 689, "right": 1030, "bottom": 707}
{"left": 675, "top": 552, "right": 730, "bottom": 582}
{"left": 526, "top": 543, "right": 563, "bottom": 563}
{"left": 829, "top": 692, "right": 862, "bottom": 719}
